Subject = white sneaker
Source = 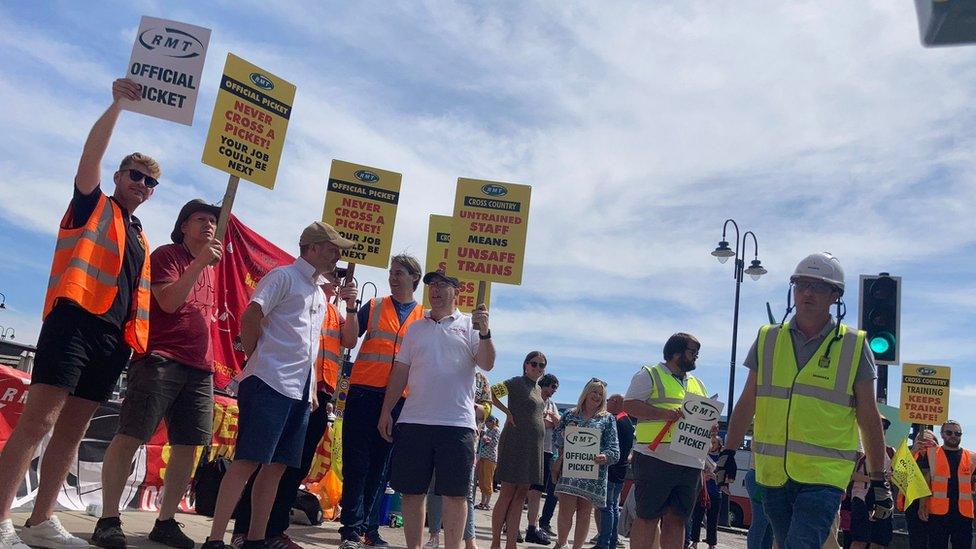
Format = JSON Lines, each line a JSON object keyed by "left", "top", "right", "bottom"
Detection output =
{"left": 19, "top": 516, "right": 88, "bottom": 548}
{"left": 0, "top": 519, "right": 29, "bottom": 549}
{"left": 423, "top": 536, "right": 440, "bottom": 549}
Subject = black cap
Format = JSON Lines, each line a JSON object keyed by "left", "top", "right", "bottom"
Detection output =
{"left": 423, "top": 270, "right": 460, "bottom": 289}
{"left": 171, "top": 199, "right": 221, "bottom": 244}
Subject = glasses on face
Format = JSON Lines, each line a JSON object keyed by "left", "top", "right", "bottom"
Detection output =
{"left": 527, "top": 361, "right": 547, "bottom": 369}
{"left": 125, "top": 168, "right": 159, "bottom": 188}
{"left": 944, "top": 430, "right": 963, "bottom": 437}
{"left": 429, "top": 281, "right": 454, "bottom": 290}
{"left": 794, "top": 280, "right": 834, "bottom": 295}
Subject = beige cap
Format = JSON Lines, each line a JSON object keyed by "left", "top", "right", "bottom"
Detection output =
{"left": 299, "top": 221, "right": 355, "bottom": 249}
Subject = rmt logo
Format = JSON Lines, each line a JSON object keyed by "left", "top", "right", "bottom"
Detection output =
{"left": 138, "top": 27, "right": 206, "bottom": 59}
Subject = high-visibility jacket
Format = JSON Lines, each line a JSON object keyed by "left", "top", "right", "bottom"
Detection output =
{"left": 43, "top": 194, "right": 151, "bottom": 353}
{"left": 316, "top": 302, "right": 342, "bottom": 392}
{"left": 752, "top": 322, "right": 864, "bottom": 491}
{"left": 926, "top": 446, "right": 974, "bottom": 518}
{"left": 635, "top": 363, "right": 708, "bottom": 444}
{"left": 349, "top": 296, "right": 423, "bottom": 388}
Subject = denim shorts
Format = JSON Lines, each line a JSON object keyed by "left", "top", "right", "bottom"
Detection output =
{"left": 234, "top": 375, "right": 310, "bottom": 467}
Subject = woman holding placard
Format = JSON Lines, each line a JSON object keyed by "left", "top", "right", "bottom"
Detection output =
{"left": 490, "top": 351, "right": 548, "bottom": 549}
{"left": 551, "top": 378, "right": 620, "bottom": 549}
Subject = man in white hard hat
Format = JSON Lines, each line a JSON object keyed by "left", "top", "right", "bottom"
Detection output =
{"left": 716, "top": 252, "right": 891, "bottom": 547}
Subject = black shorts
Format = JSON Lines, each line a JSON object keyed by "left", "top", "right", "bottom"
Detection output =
{"left": 117, "top": 354, "right": 214, "bottom": 445}
{"left": 390, "top": 423, "right": 476, "bottom": 497}
{"left": 849, "top": 498, "right": 893, "bottom": 545}
{"left": 531, "top": 452, "right": 553, "bottom": 492}
{"left": 632, "top": 452, "right": 701, "bottom": 520}
{"left": 31, "top": 304, "right": 131, "bottom": 403}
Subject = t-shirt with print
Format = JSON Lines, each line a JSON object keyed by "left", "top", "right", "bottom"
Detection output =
{"left": 144, "top": 243, "right": 215, "bottom": 371}
{"left": 478, "top": 425, "right": 501, "bottom": 461}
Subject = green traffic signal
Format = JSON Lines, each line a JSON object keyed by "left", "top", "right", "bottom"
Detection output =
{"left": 870, "top": 336, "right": 890, "bottom": 354}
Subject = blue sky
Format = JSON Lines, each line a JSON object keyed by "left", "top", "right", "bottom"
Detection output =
{"left": 1, "top": 2, "right": 975, "bottom": 436}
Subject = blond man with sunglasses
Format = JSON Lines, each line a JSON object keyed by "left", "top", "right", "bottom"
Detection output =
{"left": 0, "top": 78, "right": 159, "bottom": 549}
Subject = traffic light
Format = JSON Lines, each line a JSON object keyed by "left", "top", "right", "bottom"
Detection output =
{"left": 858, "top": 274, "right": 902, "bottom": 365}
{"left": 915, "top": 0, "right": 976, "bottom": 47}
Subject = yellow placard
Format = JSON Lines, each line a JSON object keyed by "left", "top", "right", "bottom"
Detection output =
{"left": 423, "top": 215, "right": 491, "bottom": 313}
{"left": 321, "top": 160, "right": 402, "bottom": 268}
{"left": 899, "top": 363, "right": 950, "bottom": 425}
{"left": 447, "top": 178, "right": 531, "bottom": 285}
{"left": 201, "top": 53, "right": 296, "bottom": 189}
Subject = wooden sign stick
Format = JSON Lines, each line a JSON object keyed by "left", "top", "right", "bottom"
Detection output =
{"left": 214, "top": 175, "right": 240, "bottom": 242}
{"left": 474, "top": 280, "right": 487, "bottom": 330}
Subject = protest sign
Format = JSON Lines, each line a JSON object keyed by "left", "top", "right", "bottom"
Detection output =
{"left": 202, "top": 53, "right": 296, "bottom": 191}
{"left": 561, "top": 426, "right": 601, "bottom": 480}
{"left": 122, "top": 16, "right": 211, "bottom": 125}
{"left": 447, "top": 179, "right": 531, "bottom": 286}
{"left": 321, "top": 160, "right": 402, "bottom": 268}
{"left": 669, "top": 395, "right": 724, "bottom": 459}
{"left": 423, "top": 215, "right": 490, "bottom": 312}
{"left": 899, "top": 363, "right": 950, "bottom": 425}
{"left": 878, "top": 403, "right": 911, "bottom": 447}
{"left": 891, "top": 439, "right": 931, "bottom": 509}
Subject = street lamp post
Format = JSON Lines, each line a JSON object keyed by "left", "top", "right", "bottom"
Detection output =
{"left": 0, "top": 327, "right": 13, "bottom": 341}
{"left": 0, "top": 292, "right": 6, "bottom": 309}
{"left": 710, "top": 219, "right": 767, "bottom": 420}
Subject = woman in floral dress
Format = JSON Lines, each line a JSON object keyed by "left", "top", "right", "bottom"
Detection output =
{"left": 552, "top": 378, "right": 619, "bottom": 549}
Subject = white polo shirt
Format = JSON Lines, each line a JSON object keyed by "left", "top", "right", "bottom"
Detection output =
{"left": 395, "top": 308, "right": 483, "bottom": 430}
{"left": 241, "top": 257, "right": 325, "bottom": 402}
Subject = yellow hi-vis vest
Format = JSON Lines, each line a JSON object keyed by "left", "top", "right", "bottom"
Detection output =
{"left": 635, "top": 363, "right": 708, "bottom": 444}
{"left": 753, "top": 321, "right": 865, "bottom": 491}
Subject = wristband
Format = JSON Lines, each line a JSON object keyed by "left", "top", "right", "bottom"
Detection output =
{"left": 479, "top": 330, "right": 492, "bottom": 340}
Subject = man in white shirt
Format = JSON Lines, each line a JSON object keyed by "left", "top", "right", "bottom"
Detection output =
{"left": 378, "top": 270, "right": 495, "bottom": 549}
{"left": 203, "top": 222, "right": 353, "bottom": 549}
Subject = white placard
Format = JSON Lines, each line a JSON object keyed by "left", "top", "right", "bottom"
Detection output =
{"left": 561, "top": 426, "right": 601, "bottom": 480}
{"left": 123, "top": 16, "right": 211, "bottom": 125}
{"left": 669, "top": 395, "right": 725, "bottom": 459}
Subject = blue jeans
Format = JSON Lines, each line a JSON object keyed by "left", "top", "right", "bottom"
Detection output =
{"left": 596, "top": 481, "right": 624, "bottom": 549}
{"left": 762, "top": 480, "right": 842, "bottom": 548}
{"left": 744, "top": 471, "right": 773, "bottom": 549}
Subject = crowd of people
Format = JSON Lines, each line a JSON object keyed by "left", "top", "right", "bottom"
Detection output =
{"left": 0, "top": 77, "right": 967, "bottom": 549}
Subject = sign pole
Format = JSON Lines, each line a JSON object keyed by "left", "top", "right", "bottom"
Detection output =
{"left": 474, "top": 281, "right": 487, "bottom": 330}
{"left": 215, "top": 175, "right": 240, "bottom": 241}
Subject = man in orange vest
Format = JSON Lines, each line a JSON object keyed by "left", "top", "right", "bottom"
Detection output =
{"left": 0, "top": 78, "right": 156, "bottom": 549}
{"left": 338, "top": 254, "right": 424, "bottom": 548}
{"left": 917, "top": 421, "right": 975, "bottom": 549}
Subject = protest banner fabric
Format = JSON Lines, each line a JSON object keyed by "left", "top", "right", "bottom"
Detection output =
{"left": 322, "top": 160, "right": 402, "bottom": 268}
{"left": 202, "top": 53, "right": 296, "bottom": 189}
{"left": 448, "top": 179, "right": 531, "bottom": 285}
{"left": 123, "top": 16, "right": 211, "bottom": 125}
{"left": 561, "top": 426, "right": 601, "bottom": 480}
{"left": 423, "top": 214, "right": 490, "bottom": 312}
{"left": 891, "top": 438, "right": 931, "bottom": 510}
{"left": 669, "top": 395, "right": 724, "bottom": 459}
{"left": 899, "top": 363, "right": 950, "bottom": 425}
{"left": 210, "top": 215, "right": 294, "bottom": 390}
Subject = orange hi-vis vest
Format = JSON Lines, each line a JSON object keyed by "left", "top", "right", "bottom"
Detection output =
{"left": 927, "top": 446, "right": 974, "bottom": 518}
{"left": 43, "top": 194, "right": 151, "bottom": 353}
{"left": 349, "top": 296, "right": 423, "bottom": 388}
{"left": 316, "top": 302, "right": 342, "bottom": 392}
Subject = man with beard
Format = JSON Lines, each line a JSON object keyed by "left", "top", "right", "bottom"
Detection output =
{"left": 916, "top": 420, "right": 975, "bottom": 549}
{"left": 622, "top": 333, "right": 708, "bottom": 549}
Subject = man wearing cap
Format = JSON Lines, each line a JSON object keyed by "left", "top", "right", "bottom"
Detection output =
{"left": 338, "top": 253, "right": 425, "bottom": 548}
{"left": 93, "top": 199, "right": 222, "bottom": 549}
{"left": 0, "top": 78, "right": 156, "bottom": 549}
{"left": 718, "top": 252, "right": 890, "bottom": 547}
{"left": 204, "top": 222, "right": 354, "bottom": 549}
{"left": 378, "top": 270, "right": 495, "bottom": 549}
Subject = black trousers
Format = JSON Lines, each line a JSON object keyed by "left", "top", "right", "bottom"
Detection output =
{"left": 928, "top": 511, "right": 973, "bottom": 549}
{"left": 690, "top": 497, "right": 719, "bottom": 545}
{"left": 904, "top": 502, "right": 928, "bottom": 549}
{"left": 233, "top": 391, "right": 332, "bottom": 537}
{"left": 338, "top": 386, "right": 404, "bottom": 540}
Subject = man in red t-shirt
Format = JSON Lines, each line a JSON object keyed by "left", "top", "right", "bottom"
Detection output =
{"left": 92, "top": 199, "right": 223, "bottom": 549}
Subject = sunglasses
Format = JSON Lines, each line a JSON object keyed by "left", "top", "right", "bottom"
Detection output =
{"left": 794, "top": 280, "right": 834, "bottom": 295}
{"left": 590, "top": 377, "right": 607, "bottom": 387}
{"left": 944, "top": 430, "right": 963, "bottom": 436}
{"left": 125, "top": 168, "right": 159, "bottom": 188}
{"left": 527, "top": 361, "right": 547, "bottom": 368}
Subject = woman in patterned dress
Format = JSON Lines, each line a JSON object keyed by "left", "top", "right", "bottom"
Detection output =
{"left": 552, "top": 378, "right": 619, "bottom": 549}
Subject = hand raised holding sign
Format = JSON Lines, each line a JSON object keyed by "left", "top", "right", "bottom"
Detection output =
{"left": 113, "top": 78, "right": 141, "bottom": 104}
{"left": 472, "top": 303, "right": 489, "bottom": 334}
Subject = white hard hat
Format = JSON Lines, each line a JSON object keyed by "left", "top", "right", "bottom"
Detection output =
{"left": 790, "top": 252, "right": 845, "bottom": 293}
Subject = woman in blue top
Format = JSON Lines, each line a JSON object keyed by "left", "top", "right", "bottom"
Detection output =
{"left": 552, "top": 378, "right": 619, "bottom": 549}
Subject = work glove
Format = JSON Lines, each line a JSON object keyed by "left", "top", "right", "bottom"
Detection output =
{"left": 714, "top": 449, "right": 737, "bottom": 485}
{"left": 865, "top": 479, "right": 893, "bottom": 520}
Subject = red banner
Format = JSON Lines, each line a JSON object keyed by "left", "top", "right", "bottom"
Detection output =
{"left": 211, "top": 215, "right": 294, "bottom": 389}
